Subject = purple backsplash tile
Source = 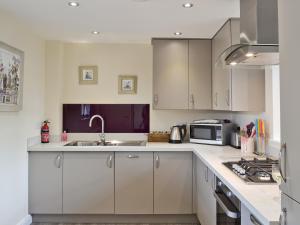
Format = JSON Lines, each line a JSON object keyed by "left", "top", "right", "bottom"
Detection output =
{"left": 63, "top": 104, "right": 150, "bottom": 133}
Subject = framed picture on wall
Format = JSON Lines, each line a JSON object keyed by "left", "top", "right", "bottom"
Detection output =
{"left": 79, "top": 65, "right": 98, "bottom": 85}
{"left": 0, "top": 41, "right": 24, "bottom": 112}
{"left": 118, "top": 75, "right": 137, "bottom": 94}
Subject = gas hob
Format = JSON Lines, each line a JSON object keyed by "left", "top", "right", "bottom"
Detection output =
{"left": 223, "top": 157, "right": 279, "bottom": 184}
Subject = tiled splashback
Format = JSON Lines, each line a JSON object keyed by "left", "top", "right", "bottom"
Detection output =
{"left": 63, "top": 104, "right": 150, "bottom": 133}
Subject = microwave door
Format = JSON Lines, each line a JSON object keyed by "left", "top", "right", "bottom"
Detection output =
{"left": 190, "top": 125, "right": 216, "bottom": 141}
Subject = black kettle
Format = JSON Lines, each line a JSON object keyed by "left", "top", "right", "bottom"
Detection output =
{"left": 169, "top": 124, "right": 187, "bottom": 144}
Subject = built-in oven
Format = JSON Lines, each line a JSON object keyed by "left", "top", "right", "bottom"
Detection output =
{"left": 189, "top": 120, "right": 233, "bottom": 145}
{"left": 214, "top": 177, "right": 241, "bottom": 225}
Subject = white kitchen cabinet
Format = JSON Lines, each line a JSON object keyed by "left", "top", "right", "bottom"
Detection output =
{"left": 153, "top": 39, "right": 212, "bottom": 110}
{"left": 212, "top": 18, "right": 265, "bottom": 112}
{"left": 153, "top": 39, "right": 189, "bottom": 109}
{"left": 29, "top": 152, "right": 63, "bottom": 214}
{"left": 241, "top": 203, "right": 265, "bottom": 225}
{"left": 189, "top": 40, "right": 212, "bottom": 110}
{"left": 154, "top": 152, "right": 193, "bottom": 214}
{"left": 196, "top": 156, "right": 216, "bottom": 225}
{"left": 115, "top": 152, "right": 153, "bottom": 214}
{"left": 62, "top": 152, "right": 114, "bottom": 214}
{"left": 212, "top": 20, "right": 232, "bottom": 110}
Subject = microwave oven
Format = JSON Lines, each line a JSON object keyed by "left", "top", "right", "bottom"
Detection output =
{"left": 189, "top": 120, "right": 233, "bottom": 145}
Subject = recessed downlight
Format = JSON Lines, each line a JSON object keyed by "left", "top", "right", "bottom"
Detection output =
{"left": 91, "top": 31, "right": 100, "bottom": 35}
{"left": 230, "top": 62, "right": 237, "bottom": 66}
{"left": 174, "top": 32, "right": 183, "bottom": 36}
{"left": 182, "top": 3, "right": 194, "bottom": 8}
{"left": 68, "top": 1, "right": 80, "bottom": 7}
{"left": 246, "top": 52, "right": 255, "bottom": 57}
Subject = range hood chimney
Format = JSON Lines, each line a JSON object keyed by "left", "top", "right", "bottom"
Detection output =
{"left": 225, "top": 0, "right": 279, "bottom": 66}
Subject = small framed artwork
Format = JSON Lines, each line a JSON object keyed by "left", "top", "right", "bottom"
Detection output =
{"left": 0, "top": 41, "right": 24, "bottom": 112}
{"left": 118, "top": 75, "right": 138, "bottom": 94}
{"left": 79, "top": 65, "right": 98, "bottom": 85}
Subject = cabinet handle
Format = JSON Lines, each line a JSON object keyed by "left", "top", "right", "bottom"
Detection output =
{"left": 107, "top": 154, "right": 113, "bottom": 168}
{"left": 226, "top": 89, "right": 230, "bottom": 107}
{"left": 154, "top": 94, "right": 158, "bottom": 106}
{"left": 279, "top": 208, "right": 287, "bottom": 225}
{"left": 279, "top": 142, "right": 287, "bottom": 183}
{"left": 250, "top": 214, "right": 262, "bottom": 225}
{"left": 128, "top": 154, "right": 139, "bottom": 159}
{"left": 205, "top": 166, "right": 208, "bottom": 182}
{"left": 214, "top": 93, "right": 218, "bottom": 107}
{"left": 190, "top": 94, "right": 195, "bottom": 108}
{"left": 155, "top": 154, "right": 160, "bottom": 168}
{"left": 55, "top": 154, "right": 63, "bottom": 168}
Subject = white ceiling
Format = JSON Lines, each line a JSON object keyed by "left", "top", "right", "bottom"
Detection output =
{"left": 0, "top": 0, "right": 240, "bottom": 43}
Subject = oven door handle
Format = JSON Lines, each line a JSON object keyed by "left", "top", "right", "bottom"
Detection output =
{"left": 214, "top": 192, "right": 240, "bottom": 219}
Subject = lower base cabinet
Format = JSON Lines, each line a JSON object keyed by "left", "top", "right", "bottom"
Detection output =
{"left": 154, "top": 152, "right": 193, "bottom": 214}
{"left": 63, "top": 152, "right": 114, "bottom": 214}
{"left": 196, "top": 156, "right": 216, "bottom": 225}
{"left": 115, "top": 152, "right": 154, "bottom": 214}
{"left": 29, "top": 152, "right": 63, "bottom": 214}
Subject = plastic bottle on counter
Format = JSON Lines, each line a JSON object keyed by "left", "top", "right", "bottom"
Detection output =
{"left": 61, "top": 130, "right": 68, "bottom": 142}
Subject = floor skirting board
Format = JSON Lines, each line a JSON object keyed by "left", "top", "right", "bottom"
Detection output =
{"left": 31, "top": 214, "right": 199, "bottom": 224}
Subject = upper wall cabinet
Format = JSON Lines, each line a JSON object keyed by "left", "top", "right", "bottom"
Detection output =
{"left": 152, "top": 39, "right": 212, "bottom": 110}
{"left": 212, "top": 18, "right": 265, "bottom": 112}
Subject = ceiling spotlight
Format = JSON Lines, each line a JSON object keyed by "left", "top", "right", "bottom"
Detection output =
{"left": 182, "top": 3, "right": 194, "bottom": 8}
{"left": 68, "top": 1, "right": 80, "bottom": 7}
{"left": 246, "top": 52, "right": 255, "bottom": 57}
{"left": 230, "top": 61, "right": 237, "bottom": 66}
{"left": 174, "top": 32, "right": 183, "bottom": 36}
{"left": 91, "top": 31, "right": 100, "bottom": 35}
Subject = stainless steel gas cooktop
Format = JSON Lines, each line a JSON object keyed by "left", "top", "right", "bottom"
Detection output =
{"left": 223, "top": 157, "right": 279, "bottom": 184}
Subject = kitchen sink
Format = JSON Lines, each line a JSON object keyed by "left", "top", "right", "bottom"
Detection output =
{"left": 64, "top": 140, "right": 147, "bottom": 147}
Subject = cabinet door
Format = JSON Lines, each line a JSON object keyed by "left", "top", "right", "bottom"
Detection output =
{"left": 279, "top": 0, "right": 300, "bottom": 203}
{"left": 153, "top": 39, "right": 189, "bottom": 109}
{"left": 241, "top": 203, "right": 265, "bottom": 225}
{"left": 212, "top": 20, "right": 232, "bottom": 110}
{"left": 115, "top": 152, "right": 153, "bottom": 214}
{"left": 196, "top": 157, "right": 216, "bottom": 225}
{"left": 231, "top": 68, "right": 265, "bottom": 112}
{"left": 188, "top": 40, "right": 212, "bottom": 110}
{"left": 63, "top": 152, "right": 114, "bottom": 214}
{"left": 281, "top": 193, "right": 300, "bottom": 225}
{"left": 154, "top": 152, "right": 193, "bottom": 214}
{"left": 29, "top": 152, "right": 63, "bottom": 214}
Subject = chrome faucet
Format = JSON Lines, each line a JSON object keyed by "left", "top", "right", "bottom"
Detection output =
{"left": 89, "top": 115, "right": 105, "bottom": 143}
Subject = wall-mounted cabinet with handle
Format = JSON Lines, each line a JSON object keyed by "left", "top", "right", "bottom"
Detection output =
{"left": 154, "top": 152, "right": 193, "bottom": 214}
{"left": 212, "top": 18, "right": 265, "bottom": 112}
{"left": 152, "top": 39, "right": 212, "bottom": 110}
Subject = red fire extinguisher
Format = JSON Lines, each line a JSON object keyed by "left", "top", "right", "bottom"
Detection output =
{"left": 41, "top": 120, "right": 50, "bottom": 143}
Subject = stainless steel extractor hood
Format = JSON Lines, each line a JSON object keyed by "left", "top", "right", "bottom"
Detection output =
{"left": 224, "top": 0, "right": 279, "bottom": 66}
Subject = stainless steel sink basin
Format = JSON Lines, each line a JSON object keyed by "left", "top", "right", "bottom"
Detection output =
{"left": 64, "top": 140, "right": 147, "bottom": 147}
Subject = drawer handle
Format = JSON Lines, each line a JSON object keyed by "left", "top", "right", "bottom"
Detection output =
{"left": 250, "top": 214, "right": 262, "bottom": 225}
{"left": 128, "top": 154, "right": 139, "bottom": 159}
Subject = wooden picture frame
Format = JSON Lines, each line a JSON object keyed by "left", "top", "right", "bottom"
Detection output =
{"left": 118, "top": 75, "right": 138, "bottom": 94}
{"left": 79, "top": 65, "right": 98, "bottom": 85}
{"left": 0, "top": 41, "right": 24, "bottom": 112}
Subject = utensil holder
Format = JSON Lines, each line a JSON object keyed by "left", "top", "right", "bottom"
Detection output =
{"left": 241, "top": 137, "right": 255, "bottom": 156}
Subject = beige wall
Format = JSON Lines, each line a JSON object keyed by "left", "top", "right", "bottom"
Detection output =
{"left": 0, "top": 10, "right": 45, "bottom": 225}
{"left": 46, "top": 41, "right": 230, "bottom": 134}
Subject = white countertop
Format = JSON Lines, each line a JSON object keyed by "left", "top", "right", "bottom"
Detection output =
{"left": 28, "top": 141, "right": 281, "bottom": 225}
